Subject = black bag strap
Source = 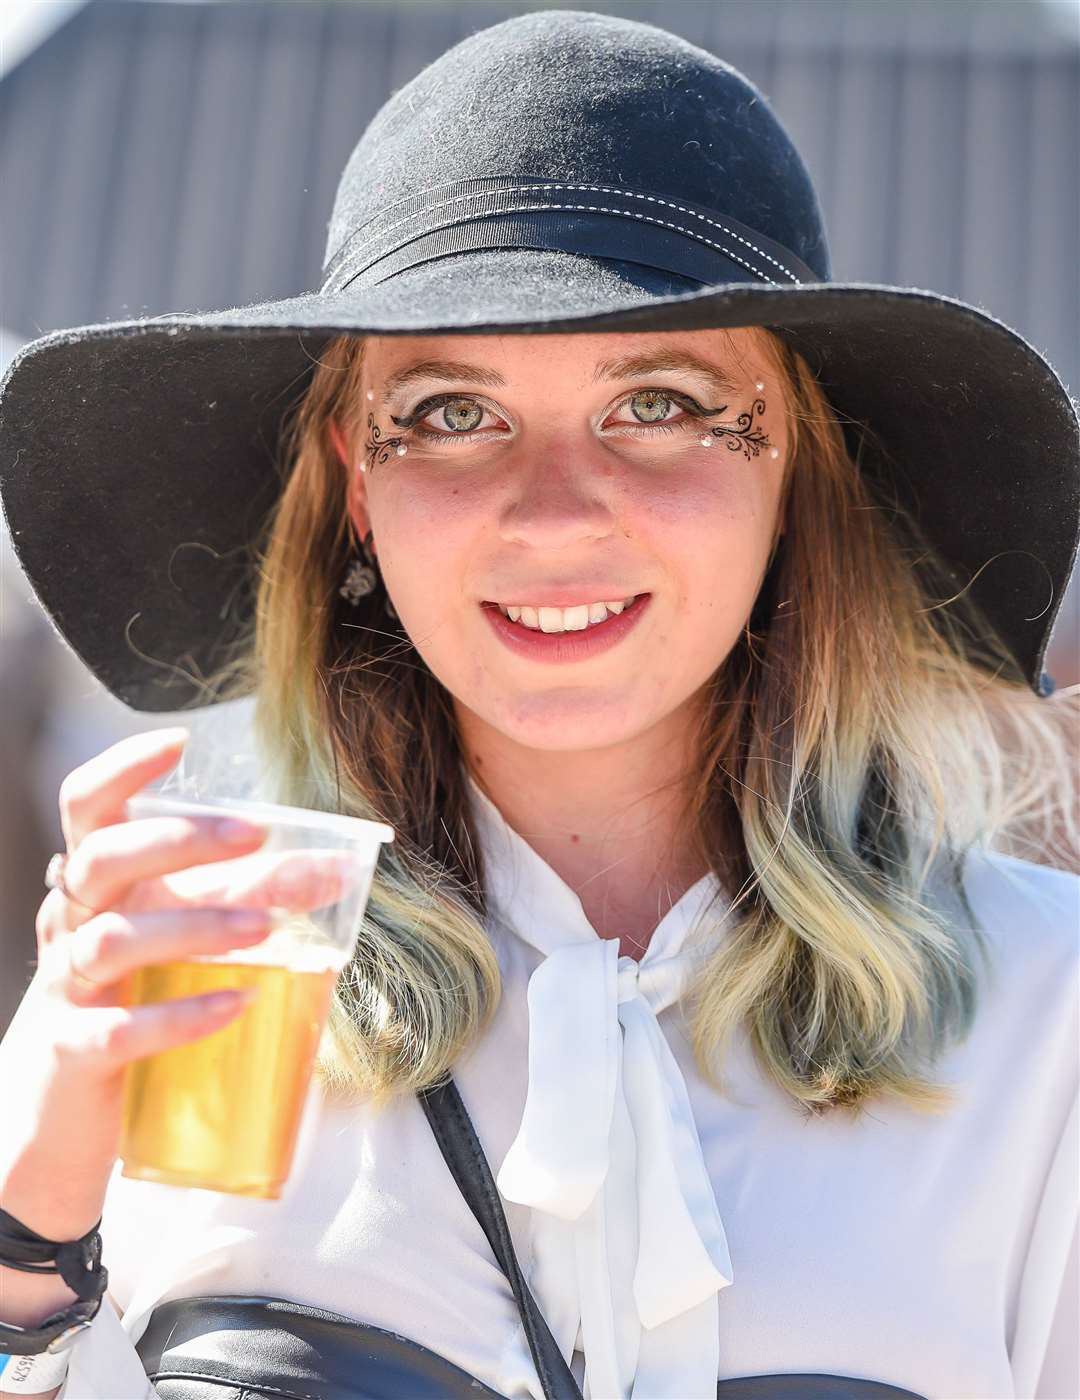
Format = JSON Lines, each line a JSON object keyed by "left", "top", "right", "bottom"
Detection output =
{"left": 417, "top": 1083, "right": 930, "bottom": 1400}
{"left": 417, "top": 1077, "right": 584, "bottom": 1400}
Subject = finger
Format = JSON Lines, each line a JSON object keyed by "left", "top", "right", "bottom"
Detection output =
{"left": 66, "top": 990, "right": 258, "bottom": 1075}
{"left": 37, "top": 884, "right": 78, "bottom": 951}
{"left": 58, "top": 728, "right": 191, "bottom": 850}
{"left": 60, "top": 907, "right": 273, "bottom": 999}
{"left": 58, "top": 815, "right": 268, "bottom": 928}
{"left": 153, "top": 847, "right": 363, "bottom": 913}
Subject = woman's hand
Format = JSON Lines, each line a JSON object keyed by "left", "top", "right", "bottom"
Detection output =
{"left": 0, "top": 726, "right": 342, "bottom": 1245}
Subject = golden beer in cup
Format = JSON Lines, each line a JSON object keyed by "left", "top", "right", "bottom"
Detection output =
{"left": 118, "top": 792, "right": 394, "bottom": 1199}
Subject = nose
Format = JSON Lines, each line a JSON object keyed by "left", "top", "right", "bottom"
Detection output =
{"left": 499, "top": 448, "right": 615, "bottom": 550}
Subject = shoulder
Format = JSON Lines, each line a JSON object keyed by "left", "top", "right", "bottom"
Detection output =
{"left": 956, "top": 847, "right": 1078, "bottom": 1065}
{"left": 960, "top": 846, "right": 1079, "bottom": 968}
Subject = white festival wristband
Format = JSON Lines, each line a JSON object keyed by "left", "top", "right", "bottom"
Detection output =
{"left": 0, "top": 1345, "right": 71, "bottom": 1394}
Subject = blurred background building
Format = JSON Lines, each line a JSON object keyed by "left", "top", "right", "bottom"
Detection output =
{"left": 2, "top": 0, "right": 1078, "bottom": 1034}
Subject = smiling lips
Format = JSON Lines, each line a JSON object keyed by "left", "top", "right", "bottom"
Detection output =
{"left": 493, "top": 596, "right": 642, "bottom": 633}
{"left": 481, "top": 592, "right": 652, "bottom": 660}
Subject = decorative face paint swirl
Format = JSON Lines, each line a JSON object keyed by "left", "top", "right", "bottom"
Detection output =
{"left": 389, "top": 388, "right": 736, "bottom": 445}
{"left": 382, "top": 388, "right": 772, "bottom": 459}
{"left": 364, "top": 411, "right": 408, "bottom": 469}
{"left": 708, "top": 398, "right": 771, "bottom": 460}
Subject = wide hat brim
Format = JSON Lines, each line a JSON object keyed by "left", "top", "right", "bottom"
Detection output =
{"left": 1, "top": 248, "right": 1077, "bottom": 712}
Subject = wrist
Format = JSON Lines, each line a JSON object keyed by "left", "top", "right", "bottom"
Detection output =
{"left": 0, "top": 1272, "right": 103, "bottom": 1362}
{"left": 0, "top": 1206, "right": 107, "bottom": 1358}
{"left": 0, "top": 1169, "right": 104, "bottom": 1247}
{"left": 0, "top": 1260, "right": 81, "bottom": 1329}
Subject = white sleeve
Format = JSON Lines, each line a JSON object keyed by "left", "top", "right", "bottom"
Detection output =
{"left": 1034, "top": 1215, "right": 1079, "bottom": 1400}
{"left": 1010, "top": 1091, "right": 1080, "bottom": 1399}
{"left": 55, "top": 1295, "right": 160, "bottom": 1400}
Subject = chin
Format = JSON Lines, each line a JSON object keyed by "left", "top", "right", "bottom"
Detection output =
{"left": 476, "top": 690, "right": 659, "bottom": 751}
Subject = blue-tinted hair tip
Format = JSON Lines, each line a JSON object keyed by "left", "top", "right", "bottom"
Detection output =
{"left": 1037, "top": 670, "right": 1057, "bottom": 697}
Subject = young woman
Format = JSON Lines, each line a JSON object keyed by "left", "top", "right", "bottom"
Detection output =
{"left": 0, "top": 11, "right": 1077, "bottom": 1400}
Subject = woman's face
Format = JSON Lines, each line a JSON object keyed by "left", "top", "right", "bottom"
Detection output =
{"left": 340, "top": 327, "right": 790, "bottom": 753}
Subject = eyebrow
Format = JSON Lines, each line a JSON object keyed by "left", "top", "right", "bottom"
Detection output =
{"left": 591, "top": 350, "right": 740, "bottom": 400}
{"left": 379, "top": 349, "right": 741, "bottom": 402}
{"left": 381, "top": 360, "right": 508, "bottom": 399}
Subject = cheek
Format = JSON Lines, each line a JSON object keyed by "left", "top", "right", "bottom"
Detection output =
{"left": 637, "top": 468, "right": 782, "bottom": 668}
{"left": 369, "top": 474, "right": 475, "bottom": 611}
{"left": 644, "top": 465, "right": 778, "bottom": 582}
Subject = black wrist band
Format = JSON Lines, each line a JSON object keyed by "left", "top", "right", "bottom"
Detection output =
{"left": 0, "top": 1205, "right": 107, "bottom": 1302}
{"left": 0, "top": 1206, "right": 108, "bottom": 1357}
{"left": 0, "top": 1292, "right": 106, "bottom": 1358}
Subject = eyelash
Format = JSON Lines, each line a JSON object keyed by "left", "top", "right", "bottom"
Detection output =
{"left": 389, "top": 388, "right": 720, "bottom": 446}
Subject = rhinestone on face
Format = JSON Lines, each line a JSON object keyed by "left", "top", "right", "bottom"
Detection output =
{"left": 769, "top": 447, "right": 780, "bottom": 459}
{"left": 755, "top": 381, "right": 765, "bottom": 391}
{"left": 700, "top": 434, "right": 714, "bottom": 447}
{"left": 366, "top": 389, "right": 374, "bottom": 400}
{"left": 396, "top": 443, "right": 408, "bottom": 456}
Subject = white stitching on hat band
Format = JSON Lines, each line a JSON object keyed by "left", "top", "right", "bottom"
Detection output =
{"left": 340, "top": 202, "right": 783, "bottom": 290}
{"left": 329, "top": 184, "right": 801, "bottom": 285}
{"left": 327, "top": 195, "right": 789, "bottom": 290}
{"left": 316, "top": 182, "right": 806, "bottom": 291}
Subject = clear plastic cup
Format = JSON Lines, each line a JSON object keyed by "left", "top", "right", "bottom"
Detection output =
{"left": 118, "top": 790, "right": 394, "bottom": 1199}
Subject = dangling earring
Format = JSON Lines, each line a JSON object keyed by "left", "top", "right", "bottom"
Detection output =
{"left": 339, "top": 530, "right": 377, "bottom": 604}
{"left": 339, "top": 529, "right": 399, "bottom": 621}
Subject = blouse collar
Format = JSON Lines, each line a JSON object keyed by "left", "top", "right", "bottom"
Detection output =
{"left": 464, "top": 769, "right": 725, "bottom": 969}
{"left": 464, "top": 771, "right": 736, "bottom": 1399}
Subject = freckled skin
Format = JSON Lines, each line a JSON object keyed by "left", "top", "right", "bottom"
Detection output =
{"left": 331, "top": 328, "right": 789, "bottom": 945}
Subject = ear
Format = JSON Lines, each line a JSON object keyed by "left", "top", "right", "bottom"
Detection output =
{"left": 330, "top": 416, "right": 373, "bottom": 545}
{"left": 328, "top": 416, "right": 351, "bottom": 469}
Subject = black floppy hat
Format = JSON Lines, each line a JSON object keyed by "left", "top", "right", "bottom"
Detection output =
{"left": 0, "top": 9, "right": 1076, "bottom": 712}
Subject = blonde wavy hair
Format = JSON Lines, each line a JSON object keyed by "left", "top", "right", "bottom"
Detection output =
{"left": 188, "top": 327, "right": 1078, "bottom": 1120}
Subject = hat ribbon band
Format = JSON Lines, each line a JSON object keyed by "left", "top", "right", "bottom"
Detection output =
{"left": 320, "top": 175, "right": 822, "bottom": 295}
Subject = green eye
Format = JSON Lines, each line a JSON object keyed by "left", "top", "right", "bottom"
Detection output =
{"left": 628, "top": 390, "right": 672, "bottom": 424}
{"left": 440, "top": 398, "right": 484, "bottom": 432}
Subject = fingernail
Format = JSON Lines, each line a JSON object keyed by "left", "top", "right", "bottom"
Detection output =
{"left": 226, "top": 909, "right": 270, "bottom": 930}
{"left": 151, "top": 726, "right": 190, "bottom": 747}
{"left": 208, "top": 986, "right": 257, "bottom": 1011}
{"left": 217, "top": 818, "right": 265, "bottom": 844}
{"left": 319, "top": 852, "right": 361, "bottom": 879}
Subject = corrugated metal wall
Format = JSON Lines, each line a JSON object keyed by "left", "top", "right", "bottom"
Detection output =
{"left": 1, "top": 0, "right": 1078, "bottom": 662}
{"left": 2, "top": 0, "right": 1076, "bottom": 385}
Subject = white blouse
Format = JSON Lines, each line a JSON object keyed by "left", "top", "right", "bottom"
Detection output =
{"left": 52, "top": 775, "right": 1078, "bottom": 1400}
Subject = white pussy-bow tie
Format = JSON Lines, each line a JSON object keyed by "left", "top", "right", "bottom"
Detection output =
{"left": 497, "top": 935, "right": 734, "bottom": 1400}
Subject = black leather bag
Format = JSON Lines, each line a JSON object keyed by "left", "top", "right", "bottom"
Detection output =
{"left": 135, "top": 1293, "right": 506, "bottom": 1400}
{"left": 134, "top": 1078, "right": 928, "bottom": 1400}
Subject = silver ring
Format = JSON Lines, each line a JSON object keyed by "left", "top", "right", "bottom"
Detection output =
{"left": 44, "top": 850, "right": 69, "bottom": 891}
{"left": 45, "top": 854, "right": 110, "bottom": 989}
{"left": 44, "top": 851, "right": 103, "bottom": 917}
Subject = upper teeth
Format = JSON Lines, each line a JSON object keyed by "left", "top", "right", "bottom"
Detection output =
{"left": 498, "top": 597, "right": 638, "bottom": 632}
